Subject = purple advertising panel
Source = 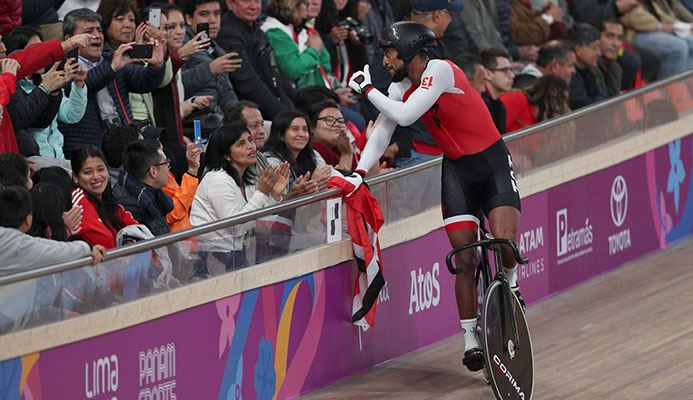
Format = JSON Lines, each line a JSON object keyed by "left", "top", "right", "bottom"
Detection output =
{"left": 3, "top": 135, "right": 693, "bottom": 399}
{"left": 515, "top": 191, "right": 550, "bottom": 305}
{"left": 0, "top": 230, "right": 463, "bottom": 400}
{"left": 646, "top": 135, "right": 693, "bottom": 245}
{"left": 547, "top": 155, "right": 661, "bottom": 293}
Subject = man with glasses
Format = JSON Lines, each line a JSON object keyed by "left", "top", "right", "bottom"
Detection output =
{"left": 113, "top": 139, "right": 175, "bottom": 236}
{"left": 480, "top": 48, "right": 514, "bottom": 134}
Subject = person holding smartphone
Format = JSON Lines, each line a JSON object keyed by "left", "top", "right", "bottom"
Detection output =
{"left": 151, "top": 3, "right": 214, "bottom": 146}
{"left": 3, "top": 27, "right": 89, "bottom": 159}
{"left": 58, "top": 7, "right": 166, "bottom": 155}
{"left": 179, "top": 0, "right": 242, "bottom": 140}
{"left": 128, "top": 5, "right": 211, "bottom": 143}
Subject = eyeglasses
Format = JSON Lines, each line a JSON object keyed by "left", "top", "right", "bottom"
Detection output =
{"left": 317, "top": 116, "right": 346, "bottom": 126}
{"left": 152, "top": 159, "right": 171, "bottom": 169}
{"left": 490, "top": 66, "right": 514, "bottom": 75}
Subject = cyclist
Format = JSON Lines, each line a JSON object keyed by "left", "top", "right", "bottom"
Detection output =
{"left": 347, "top": 21, "right": 522, "bottom": 372}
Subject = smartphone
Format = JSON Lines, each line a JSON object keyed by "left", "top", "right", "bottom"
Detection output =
{"left": 194, "top": 120, "right": 202, "bottom": 148}
{"left": 196, "top": 23, "right": 210, "bottom": 40}
{"left": 227, "top": 42, "right": 243, "bottom": 59}
{"left": 57, "top": 47, "right": 79, "bottom": 71}
{"left": 148, "top": 8, "right": 162, "bottom": 28}
{"left": 128, "top": 44, "right": 153, "bottom": 59}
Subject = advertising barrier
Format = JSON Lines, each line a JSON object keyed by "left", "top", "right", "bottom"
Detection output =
{"left": 2, "top": 135, "right": 693, "bottom": 399}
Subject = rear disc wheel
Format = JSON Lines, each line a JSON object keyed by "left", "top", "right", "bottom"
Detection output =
{"left": 481, "top": 280, "right": 534, "bottom": 400}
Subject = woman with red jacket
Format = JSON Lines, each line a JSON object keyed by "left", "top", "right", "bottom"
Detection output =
{"left": 500, "top": 73, "right": 570, "bottom": 133}
{"left": 70, "top": 145, "right": 139, "bottom": 249}
{"left": 0, "top": 58, "right": 19, "bottom": 125}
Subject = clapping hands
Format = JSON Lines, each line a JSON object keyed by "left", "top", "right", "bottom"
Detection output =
{"left": 258, "top": 162, "right": 291, "bottom": 201}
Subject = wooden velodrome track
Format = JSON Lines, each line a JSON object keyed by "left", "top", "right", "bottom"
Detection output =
{"left": 300, "top": 238, "right": 693, "bottom": 399}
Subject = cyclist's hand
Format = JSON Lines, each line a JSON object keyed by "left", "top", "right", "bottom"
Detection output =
{"left": 328, "top": 168, "right": 365, "bottom": 198}
{"left": 348, "top": 65, "right": 373, "bottom": 96}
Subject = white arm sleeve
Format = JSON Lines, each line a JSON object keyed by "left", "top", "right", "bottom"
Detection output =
{"left": 366, "top": 60, "right": 456, "bottom": 127}
{"left": 356, "top": 113, "right": 398, "bottom": 172}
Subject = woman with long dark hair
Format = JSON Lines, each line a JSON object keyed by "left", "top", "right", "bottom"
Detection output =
{"left": 500, "top": 74, "right": 571, "bottom": 133}
{"left": 257, "top": 110, "right": 331, "bottom": 261}
{"left": 71, "top": 145, "right": 139, "bottom": 248}
{"left": 190, "top": 123, "right": 290, "bottom": 272}
{"left": 31, "top": 166, "right": 84, "bottom": 237}
{"left": 263, "top": 109, "right": 330, "bottom": 188}
{"left": 27, "top": 183, "right": 72, "bottom": 241}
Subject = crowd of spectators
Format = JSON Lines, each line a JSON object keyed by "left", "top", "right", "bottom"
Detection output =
{"left": 0, "top": 0, "right": 687, "bottom": 328}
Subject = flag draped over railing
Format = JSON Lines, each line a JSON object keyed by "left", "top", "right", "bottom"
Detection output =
{"left": 327, "top": 171, "right": 385, "bottom": 328}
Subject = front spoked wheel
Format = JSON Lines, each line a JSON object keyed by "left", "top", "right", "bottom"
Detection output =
{"left": 481, "top": 280, "right": 534, "bottom": 400}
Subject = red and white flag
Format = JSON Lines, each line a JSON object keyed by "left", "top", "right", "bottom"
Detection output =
{"left": 328, "top": 170, "right": 385, "bottom": 328}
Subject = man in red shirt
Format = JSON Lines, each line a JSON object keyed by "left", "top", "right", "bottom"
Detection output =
{"left": 348, "top": 21, "right": 522, "bottom": 372}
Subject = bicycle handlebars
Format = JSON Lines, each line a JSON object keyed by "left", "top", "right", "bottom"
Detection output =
{"left": 445, "top": 238, "right": 529, "bottom": 275}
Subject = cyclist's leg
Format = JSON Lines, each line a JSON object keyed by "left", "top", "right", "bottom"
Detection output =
{"left": 488, "top": 206, "right": 521, "bottom": 277}
{"left": 447, "top": 227, "right": 479, "bottom": 320}
{"left": 441, "top": 156, "right": 485, "bottom": 371}
{"left": 480, "top": 139, "right": 522, "bottom": 287}
{"left": 447, "top": 226, "right": 485, "bottom": 371}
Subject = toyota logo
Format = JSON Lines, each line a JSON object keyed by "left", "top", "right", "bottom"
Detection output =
{"left": 610, "top": 175, "right": 628, "bottom": 227}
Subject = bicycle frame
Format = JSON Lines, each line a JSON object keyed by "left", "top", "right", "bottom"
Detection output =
{"left": 445, "top": 236, "right": 529, "bottom": 353}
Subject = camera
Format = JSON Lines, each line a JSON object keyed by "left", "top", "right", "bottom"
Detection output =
{"left": 339, "top": 17, "right": 373, "bottom": 45}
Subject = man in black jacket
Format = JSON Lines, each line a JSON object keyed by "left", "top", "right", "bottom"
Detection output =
{"left": 567, "top": 23, "right": 607, "bottom": 110}
{"left": 568, "top": 0, "right": 660, "bottom": 86}
{"left": 113, "top": 139, "right": 173, "bottom": 236}
{"left": 216, "top": 0, "right": 295, "bottom": 120}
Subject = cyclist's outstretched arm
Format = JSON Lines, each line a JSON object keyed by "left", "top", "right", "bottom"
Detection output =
{"left": 356, "top": 113, "right": 397, "bottom": 172}
{"left": 366, "top": 60, "right": 455, "bottom": 126}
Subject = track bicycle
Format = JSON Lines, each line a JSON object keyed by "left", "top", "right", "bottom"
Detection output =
{"left": 446, "top": 227, "right": 534, "bottom": 400}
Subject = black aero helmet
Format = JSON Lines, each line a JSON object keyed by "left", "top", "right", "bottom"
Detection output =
{"left": 378, "top": 21, "right": 435, "bottom": 63}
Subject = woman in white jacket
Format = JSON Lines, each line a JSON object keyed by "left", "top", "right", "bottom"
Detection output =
{"left": 190, "top": 122, "right": 289, "bottom": 274}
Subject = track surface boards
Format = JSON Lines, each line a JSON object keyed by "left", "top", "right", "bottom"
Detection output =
{"left": 300, "top": 238, "right": 693, "bottom": 399}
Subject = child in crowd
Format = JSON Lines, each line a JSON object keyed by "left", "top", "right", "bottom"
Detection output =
{"left": 0, "top": 185, "right": 106, "bottom": 270}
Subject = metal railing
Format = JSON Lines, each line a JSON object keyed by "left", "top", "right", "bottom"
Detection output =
{"left": 503, "top": 69, "right": 693, "bottom": 142}
{"left": 2, "top": 68, "right": 692, "bottom": 287}
{"left": 0, "top": 157, "right": 442, "bottom": 286}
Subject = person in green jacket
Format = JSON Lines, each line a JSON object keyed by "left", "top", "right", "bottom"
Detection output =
{"left": 261, "top": 0, "right": 333, "bottom": 90}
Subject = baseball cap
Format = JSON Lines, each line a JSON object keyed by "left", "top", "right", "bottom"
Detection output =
{"left": 138, "top": 124, "right": 167, "bottom": 140}
{"left": 412, "top": 0, "right": 463, "bottom": 12}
